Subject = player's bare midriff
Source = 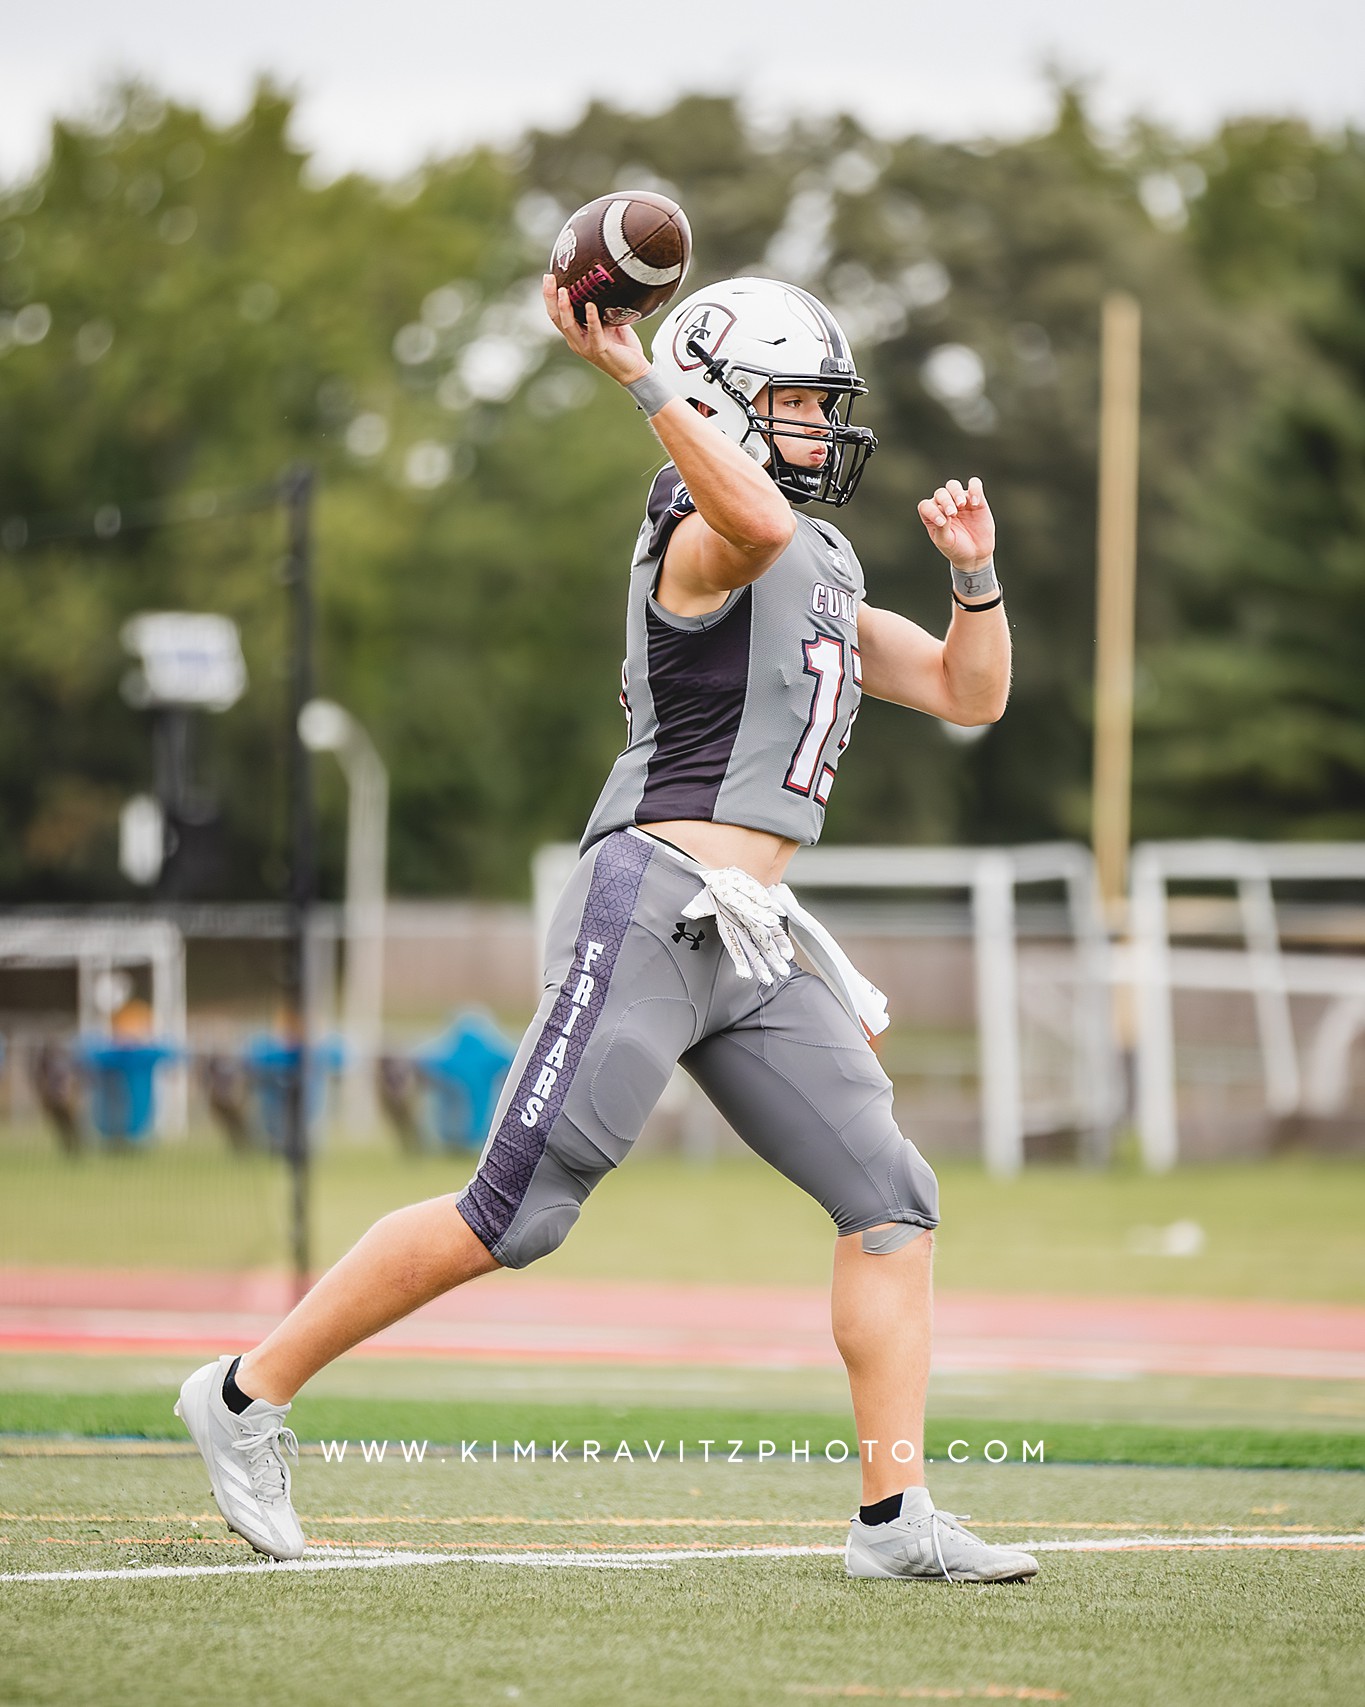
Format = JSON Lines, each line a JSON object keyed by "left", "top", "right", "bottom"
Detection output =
{"left": 637, "top": 818, "right": 799, "bottom": 887}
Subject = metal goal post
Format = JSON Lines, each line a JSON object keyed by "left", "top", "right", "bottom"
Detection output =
{"left": 1129, "top": 839, "right": 1365, "bottom": 1170}
{"left": 0, "top": 916, "right": 189, "bottom": 1136}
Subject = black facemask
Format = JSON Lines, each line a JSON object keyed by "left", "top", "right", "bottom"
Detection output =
{"left": 755, "top": 393, "right": 878, "bottom": 508}
{"left": 684, "top": 337, "right": 878, "bottom": 507}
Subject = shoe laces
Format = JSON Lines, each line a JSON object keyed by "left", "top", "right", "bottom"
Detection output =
{"left": 926, "top": 1509, "right": 973, "bottom": 1584}
{"left": 232, "top": 1419, "right": 299, "bottom": 1502}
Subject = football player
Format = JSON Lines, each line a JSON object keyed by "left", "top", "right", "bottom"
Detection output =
{"left": 174, "top": 273, "right": 1034, "bottom": 1585}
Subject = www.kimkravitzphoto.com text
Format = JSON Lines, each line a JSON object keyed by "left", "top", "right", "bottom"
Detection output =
{"left": 312, "top": 1437, "right": 1048, "bottom": 1466}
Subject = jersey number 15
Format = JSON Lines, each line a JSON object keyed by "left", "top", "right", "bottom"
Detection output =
{"left": 784, "top": 634, "right": 861, "bottom": 806}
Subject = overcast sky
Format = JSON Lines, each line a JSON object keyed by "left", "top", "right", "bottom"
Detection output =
{"left": 4, "top": 0, "right": 1362, "bottom": 184}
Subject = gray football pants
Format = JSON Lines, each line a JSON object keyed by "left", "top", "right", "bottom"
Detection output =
{"left": 456, "top": 828, "right": 940, "bottom": 1268}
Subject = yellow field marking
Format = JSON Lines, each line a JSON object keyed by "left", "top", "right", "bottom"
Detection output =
{"left": 1047, "top": 1539, "right": 1365, "bottom": 1553}
{"left": 0, "top": 1538, "right": 578, "bottom": 1557}
{"left": 0, "top": 1512, "right": 222, "bottom": 1525}
{"left": 17, "top": 1536, "right": 248, "bottom": 1549}
{"left": 0, "top": 1512, "right": 840, "bottom": 1529}
{"left": 789, "top": 1688, "right": 1069, "bottom": 1702}
{"left": 893, "top": 1520, "right": 1334, "bottom": 1534}
{"left": 788, "top": 1686, "right": 1064, "bottom": 1700}
{"left": 310, "top": 1513, "right": 838, "bottom": 1530}
{"left": 0, "top": 1441, "right": 198, "bottom": 1457}
{"left": 9, "top": 1535, "right": 836, "bottom": 1555}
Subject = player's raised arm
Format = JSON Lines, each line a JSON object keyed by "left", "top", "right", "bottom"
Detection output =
{"left": 543, "top": 278, "right": 794, "bottom": 601}
{"left": 858, "top": 476, "right": 1011, "bottom": 726}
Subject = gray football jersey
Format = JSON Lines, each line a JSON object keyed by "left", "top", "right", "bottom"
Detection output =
{"left": 580, "top": 465, "right": 865, "bottom": 852}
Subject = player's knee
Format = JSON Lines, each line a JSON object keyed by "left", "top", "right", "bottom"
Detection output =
{"left": 861, "top": 1221, "right": 930, "bottom": 1255}
{"left": 893, "top": 1137, "right": 940, "bottom": 1228}
{"left": 847, "top": 1137, "right": 940, "bottom": 1248}
{"left": 491, "top": 1198, "right": 583, "bottom": 1269}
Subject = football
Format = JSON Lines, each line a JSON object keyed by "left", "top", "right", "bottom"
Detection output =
{"left": 549, "top": 191, "right": 692, "bottom": 326}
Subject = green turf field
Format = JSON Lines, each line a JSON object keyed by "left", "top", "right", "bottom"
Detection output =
{"left": 2, "top": 1453, "right": 1362, "bottom": 1707}
{"left": 2, "top": 1353, "right": 1363, "bottom": 1471}
{"left": 3, "top": 1151, "right": 1362, "bottom": 1703}
{"left": 3, "top": 1141, "right": 1364, "bottom": 1301}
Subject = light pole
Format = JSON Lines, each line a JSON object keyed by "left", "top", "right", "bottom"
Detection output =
{"left": 298, "top": 698, "right": 388, "bottom": 1135}
{"left": 120, "top": 608, "right": 250, "bottom": 1137}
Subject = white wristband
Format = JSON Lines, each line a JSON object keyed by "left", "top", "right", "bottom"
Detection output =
{"left": 623, "top": 368, "right": 675, "bottom": 418}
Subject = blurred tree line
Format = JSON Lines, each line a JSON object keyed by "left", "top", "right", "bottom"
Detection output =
{"left": 0, "top": 83, "right": 1360, "bottom": 901}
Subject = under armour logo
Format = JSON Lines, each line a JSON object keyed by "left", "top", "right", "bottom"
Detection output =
{"left": 671, "top": 922, "right": 706, "bottom": 950}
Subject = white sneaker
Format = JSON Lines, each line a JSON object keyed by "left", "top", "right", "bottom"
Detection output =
{"left": 845, "top": 1488, "right": 1038, "bottom": 1584}
{"left": 175, "top": 1356, "right": 305, "bottom": 1561}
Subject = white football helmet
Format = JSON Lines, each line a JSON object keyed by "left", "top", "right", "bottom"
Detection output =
{"left": 650, "top": 276, "right": 877, "bottom": 506}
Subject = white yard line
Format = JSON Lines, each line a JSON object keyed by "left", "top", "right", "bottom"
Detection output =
{"left": 0, "top": 1548, "right": 679, "bottom": 1582}
{"left": 3, "top": 1534, "right": 1364, "bottom": 1585}
{"left": 1029, "top": 1533, "right": 1365, "bottom": 1553}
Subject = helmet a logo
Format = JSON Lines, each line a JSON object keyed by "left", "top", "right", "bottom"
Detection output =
{"left": 673, "top": 303, "right": 736, "bottom": 371}
{"left": 552, "top": 224, "right": 578, "bottom": 273}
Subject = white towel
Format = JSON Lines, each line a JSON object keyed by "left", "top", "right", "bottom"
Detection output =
{"left": 772, "top": 883, "right": 891, "bottom": 1039}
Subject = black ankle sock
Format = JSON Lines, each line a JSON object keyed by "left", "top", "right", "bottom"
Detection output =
{"left": 859, "top": 1491, "right": 906, "bottom": 1526}
{"left": 221, "top": 1355, "right": 255, "bottom": 1415}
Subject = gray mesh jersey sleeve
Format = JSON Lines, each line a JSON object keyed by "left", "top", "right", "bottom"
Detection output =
{"left": 580, "top": 466, "right": 865, "bottom": 852}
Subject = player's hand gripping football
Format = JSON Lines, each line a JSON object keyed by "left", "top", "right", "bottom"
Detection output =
{"left": 542, "top": 275, "right": 651, "bottom": 387}
{"left": 918, "top": 477, "right": 995, "bottom": 572}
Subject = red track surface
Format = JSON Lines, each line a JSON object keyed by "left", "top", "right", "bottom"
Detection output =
{"left": 3, "top": 1268, "right": 1363, "bottom": 1377}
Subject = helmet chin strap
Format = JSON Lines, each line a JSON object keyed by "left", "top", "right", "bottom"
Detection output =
{"left": 769, "top": 440, "right": 820, "bottom": 503}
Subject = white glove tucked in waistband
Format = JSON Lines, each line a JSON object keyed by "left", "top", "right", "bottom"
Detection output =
{"left": 681, "top": 867, "right": 795, "bottom": 987}
{"left": 654, "top": 831, "right": 890, "bottom": 1038}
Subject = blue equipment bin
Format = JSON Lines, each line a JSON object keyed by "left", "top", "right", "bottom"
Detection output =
{"left": 75, "top": 1037, "right": 180, "bottom": 1142}
{"left": 414, "top": 1011, "right": 516, "bottom": 1149}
